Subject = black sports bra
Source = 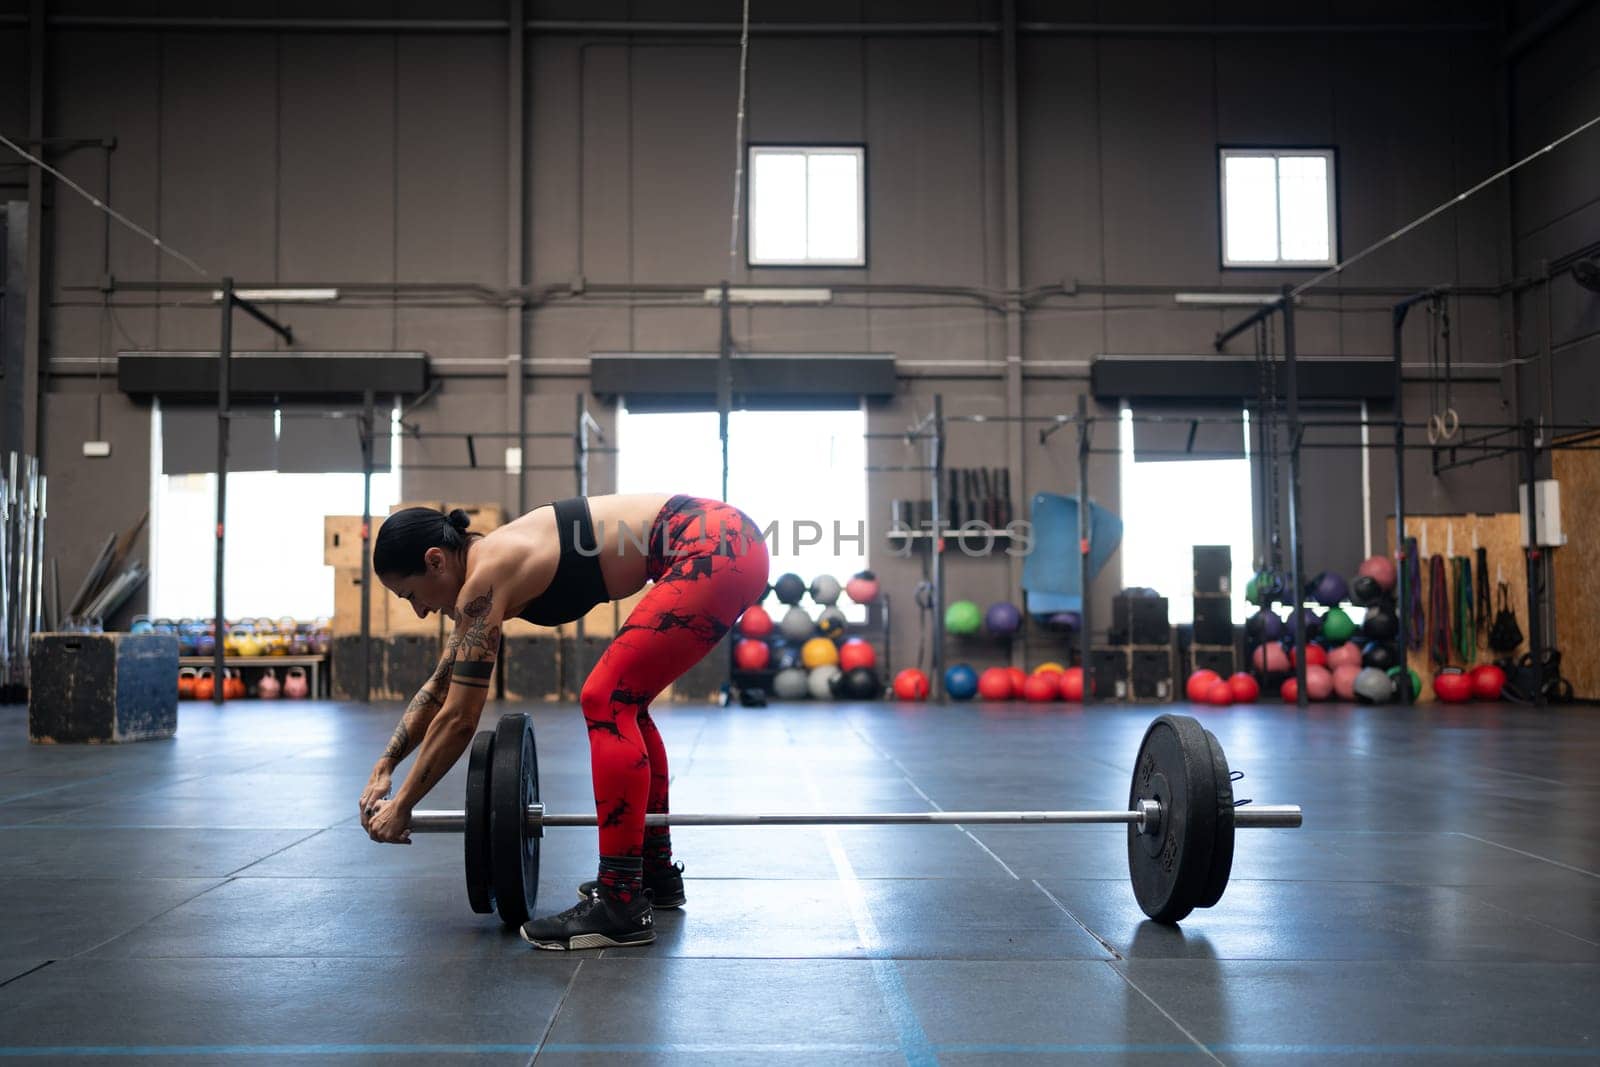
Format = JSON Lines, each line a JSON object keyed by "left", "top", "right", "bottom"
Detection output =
{"left": 515, "top": 498, "right": 610, "bottom": 626}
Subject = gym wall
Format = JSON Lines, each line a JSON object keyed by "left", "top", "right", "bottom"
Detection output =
{"left": 1507, "top": 0, "right": 1600, "bottom": 442}
{"left": 6, "top": 2, "right": 1527, "bottom": 635}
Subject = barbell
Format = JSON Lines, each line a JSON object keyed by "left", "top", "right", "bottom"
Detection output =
{"left": 404, "top": 712, "right": 1301, "bottom": 929}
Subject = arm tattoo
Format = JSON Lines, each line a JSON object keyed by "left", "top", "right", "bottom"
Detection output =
{"left": 450, "top": 586, "right": 500, "bottom": 687}
{"left": 381, "top": 646, "right": 457, "bottom": 763}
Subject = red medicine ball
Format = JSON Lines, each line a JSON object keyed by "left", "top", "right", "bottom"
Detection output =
{"left": 1022, "top": 674, "right": 1059, "bottom": 703}
{"left": 978, "top": 667, "right": 1014, "bottom": 701}
{"left": 738, "top": 606, "right": 773, "bottom": 638}
{"left": 1469, "top": 664, "right": 1506, "bottom": 701}
{"left": 839, "top": 639, "right": 876, "bottom": 672}
{"left": 734, "top": 639, "right": 770, "bottom": 670}
{"left": 1227, "top": 672, "right": 1260, "bottom": 702}
{"left": 1186, "top": 669, "right": 1221, "bottom": 703}
{"left": 1005, "top": 666, "right": 1027, "bottom": 696}
{"left": 893, "top": 668, "right": 930, "bottom": 700}
{"left": 1206, "top": 680, "right": 1234, "bottom": 706}
{"left": 1291, "top": 644, "right": 1328, "bottom": 669}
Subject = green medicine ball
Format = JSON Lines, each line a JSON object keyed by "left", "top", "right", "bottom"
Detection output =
{"left": 944, "top": 599, "right": 982, "bottom": 635}
{"left": 1386, "top": 665, "right": 1421, "bottom": 699}
{"left": 1321, "top": 607, "right": 1356, "bottom": 643}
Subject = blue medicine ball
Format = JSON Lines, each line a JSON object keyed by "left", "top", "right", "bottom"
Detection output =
{"left": 945, "top": 664, "right": 979, "bottom": 700}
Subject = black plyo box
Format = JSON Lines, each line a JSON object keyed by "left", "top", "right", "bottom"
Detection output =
{"left": 28, "top": 632, "right": 179, "bottom": 743}
{"left": 1131, "top": 649, "right": 1173, "bottom": 701}
{"left": 1191, "top": 646, "right": 1236, "bottom": 677}
{"left": 1089, "top": 648, "right": 1128, "bottom": 700}
{"left": 1193, "top": 594, "right": 1233, "bottom": 646}
{"left": 1194, "top": 545, "right": 1231, "bottom": 595}
{"left": 1110, "top": 596, "right": 1170, "bottom": 646}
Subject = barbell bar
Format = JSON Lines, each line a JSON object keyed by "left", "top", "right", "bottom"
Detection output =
{"left": 409, "top": 804, "right": 1303, "bottom": 833}
{"left": 397, "top": 711, "right": 1304, "bottom": 933}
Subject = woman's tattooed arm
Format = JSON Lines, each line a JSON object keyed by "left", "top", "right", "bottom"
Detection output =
{"left": 378, "top": 644, "right": 457, "bottom": 768}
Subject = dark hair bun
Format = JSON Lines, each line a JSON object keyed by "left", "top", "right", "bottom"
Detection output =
{"left": 446, "top": 508, "right": 471, "bottom": 532}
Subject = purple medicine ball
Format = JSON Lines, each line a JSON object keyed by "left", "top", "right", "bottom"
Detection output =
{"left": 985, "top": 602, "right": 1022, "bottom": 636}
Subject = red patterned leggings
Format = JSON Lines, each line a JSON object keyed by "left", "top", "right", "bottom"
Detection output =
{"left": 580, "top": 496, "right": 769, "bottom": 857}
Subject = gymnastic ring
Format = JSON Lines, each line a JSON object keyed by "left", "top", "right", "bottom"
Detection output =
{"left": 1440, "top": 408, "right": 1460, "bottom": 440}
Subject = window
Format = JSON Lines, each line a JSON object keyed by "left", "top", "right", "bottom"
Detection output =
{"left": 1117, "top": 407, "right": 1254, "bottom": 625}
{"left": 748, "top": 146, "right": 866, "bottom": 267}
{"left": 149, "top": 402, "right": 402, "bottom": 619}
{"left": 1220, "top": 149, "right": 1336, "bottom": 267}
{"left": 617, "top": 405, "right": 869, "bottom": 618}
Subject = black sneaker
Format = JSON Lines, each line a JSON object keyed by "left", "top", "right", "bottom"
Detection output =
{"left": 520, "top": 891, "right": 655, "bottom": 951}
{"left": 578, "top": 862, "right": 686, "bottom": 908}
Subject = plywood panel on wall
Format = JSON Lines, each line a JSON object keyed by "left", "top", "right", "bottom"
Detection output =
{"left": 1386, "top": 513, "right": 1526, "bottom": 703}
{"left": 1552, "top": 446, "right": 1600, "bottom": 700}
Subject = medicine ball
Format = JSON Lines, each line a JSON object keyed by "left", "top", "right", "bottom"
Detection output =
{"left": 978, "top": 667, "right": 1014, "bottom": 701}
{"left": 1469, "top": 663, "right": 1506, "bottom": 700}
{"left": 1186, "top": 669, "right": 1221, "bottom": 703}
{"left": 1251, "top": 643, "right": 1290, "bottom": 673}
{"left": 1022, "top": 674, "right": 1059, "bottom": 702}
{"left": 838, "top": 639, "right": 876, "bottom": 672}
{"left": 844, "top": 667, "right": 882, "bottom": 700}
{"left": 1349, "top": 574, "right": 1383, "bottom": 607}
{"left": 1388, "top": 665, "right": 1422, "bottom": 701}
{"left": 1361, "top": 641, "right": 1397, "bottom": 670}
{"left": 734, "top": 639, "right": 771, "bottom": 671}
{"left": 844, "top": 570, "right": 880, "bottom": 605}
{"left": 738, "top": 605, "right": 773, "bottom": 638}
{"left": 1245, "top": 609, "right": 1284, "bottom": 644}
{"left": 1325, "top": 641, "right": 1362, "bottom": 670}
{"left": 1433, "top": 668, "right": 1472, "bottom": 703}
{"left": 1206, "top": 680, "right": 1233, "bottom": 707}
{"left": 801, "top": 637, "right": 839, "bottom": 670}
{"left": 1046, "top": 610, "right": 1081, "bottom": 631}
{"left": 1292, "top": 607, "right": 1323, "bottom": 642}
{"left": 1310, "top": 571, "right": 1349, "bottom": 607}
{"left": 808, "top": 665, "right": 842, "bottom": 700}
{"left": 1332, "top": 663, "right": 1362, "bottom": 700}
{"left": 1304, "top": 664, "right": 1334, "bottom": 701}
{"left": 816, "top": 607, "right": 848, "bottom": 642}
{"left": 1059, "top": 666, "right": 1085, "bottom": 701}
{"left": 1227, "top": 672, "right": 1260, "bottom": 702}
{"left": 945, "top": 600, "right": 982, "bottom": 635}
{"left": 773, "top": 573, "right": 807, "bottom": 606}
{"left": 780, "top": 607, "right": 816, "bottom": 643}
{"left": 1363, "top": 606, "right": 1398, "bottom": 642}
{"left": 893, "top": 667, "right": 930, "bottom": 700}
{"left": 772, "top": 667, "right": 810, "bottom": 700}
{"left": 1321, "top": 607, "right": 1356, "bottom": 644}
{"left": 1353, "top": 666, "right": 1393, "bottom": 703}
{"left": 809, "top": 574, "right": 842, "bottom": 606}
{"left": 772, "top": 642, "right": 801, "bottom": 671}
{"left": 985, "top": 602, "right": 1022, "bottom": 637}
{"left": 945, "top": 664, "right": 979, "bottom": 699}
{"left": 1357, "top": 554, "right": 1398, "bottom": 592}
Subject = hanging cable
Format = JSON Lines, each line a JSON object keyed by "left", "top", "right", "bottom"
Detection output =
{"left": 0, "top": 131, "right": 209, "bottom": 278}
{"left": 725, "top": 0, "right": 752, "bottom": 275}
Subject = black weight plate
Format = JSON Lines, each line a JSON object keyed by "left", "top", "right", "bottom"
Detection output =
{"left": 490, "top": 712, "right": 541, "bottom": 928}
{"left": 464, "top": 729, "right": 496, "bottom": 915}
{"left": 1197, "top": 729, "right": 1235, "bottom": 910}
{"left": 1127, "top": 714, "right": 1217, "bottom": 923}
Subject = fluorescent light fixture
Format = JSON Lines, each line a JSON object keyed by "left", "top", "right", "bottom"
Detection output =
{"left": 1174, "top": 292, "right": 1285, "bottom": 306}
{"left": 703, "top": 287, "right": 833, "bottom": 305}
{"left": 211, "top": 288, "right": 340, "bottom": 303}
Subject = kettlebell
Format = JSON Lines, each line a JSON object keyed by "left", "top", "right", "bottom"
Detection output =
{"left": 223, "top": 669, "right": 246, "bottom": 700}
{"left": 131, "top": 615, "right": 154, "bottom": 635}
{"left": 193, "top": 669, "right": 216, "bottom": 701}
{"left": 177, "top": 667, "right": 198, "bottom": 700}
{"left": 257, "top": 668, "right": 282, "bottom": 700}
{"left": 284, "top": 666, "right": 310, "bottom": 699}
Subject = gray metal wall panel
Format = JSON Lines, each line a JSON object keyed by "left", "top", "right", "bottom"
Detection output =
{"left": 1098, "top": 39, "right": 1218, "bottom": 285}
{"left": 630, "top": 45, "right": 739, "bottom": 284}
{"left": 278, "top": 34, "right": 396, "bottom": 284}
{"left": 529, "top": 36, "right": 581, "bottom": 290}
{"left": 1553, "top": 334, "right": 1600, "bottom": 430}
{"left": 1513, "top": 64, "right": 1600, "bottom": 242}
{"left": 40, "top": 387, "right": 153, "bottom": 627}
{"left": 396, "top": 34, "right": 506, "bottom": 287}
{"left": 746, "top": 38, "right": 865, "bottom": 145}
{"left": 577, "top": 45, "right": 632, "bottom": 283}
{"left": 864, "top": 38, "right": 991, "bottom": 287}
{"left": 0, "top": 30, "right": 24, "bottom": 139}
{"left": 1018, "top": 38, "right": 1102, "bottom": 291}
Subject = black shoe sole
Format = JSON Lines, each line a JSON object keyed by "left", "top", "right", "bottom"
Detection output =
{"left": 520, "top": 927, "right": 656, "bottom": 951}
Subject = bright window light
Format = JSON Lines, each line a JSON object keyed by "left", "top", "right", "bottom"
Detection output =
{"left": 149, "top": 404, "right": 401, "bottom": 619}
{"left": 617, "top": 405, "right": 868, "bottom": 618}
{"left": 1221, "top": 149, "right": 1335, "bottom": 268}
{"left": 749, "top": 146, "right": 866, "bottom": 267}
{"left": 1118, "top": 407, "right": 1255, "bottom": 625}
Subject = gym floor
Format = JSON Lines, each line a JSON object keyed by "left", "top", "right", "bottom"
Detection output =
{"left": 0, "top": 699, "right": 1596, "bottom": 1064}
